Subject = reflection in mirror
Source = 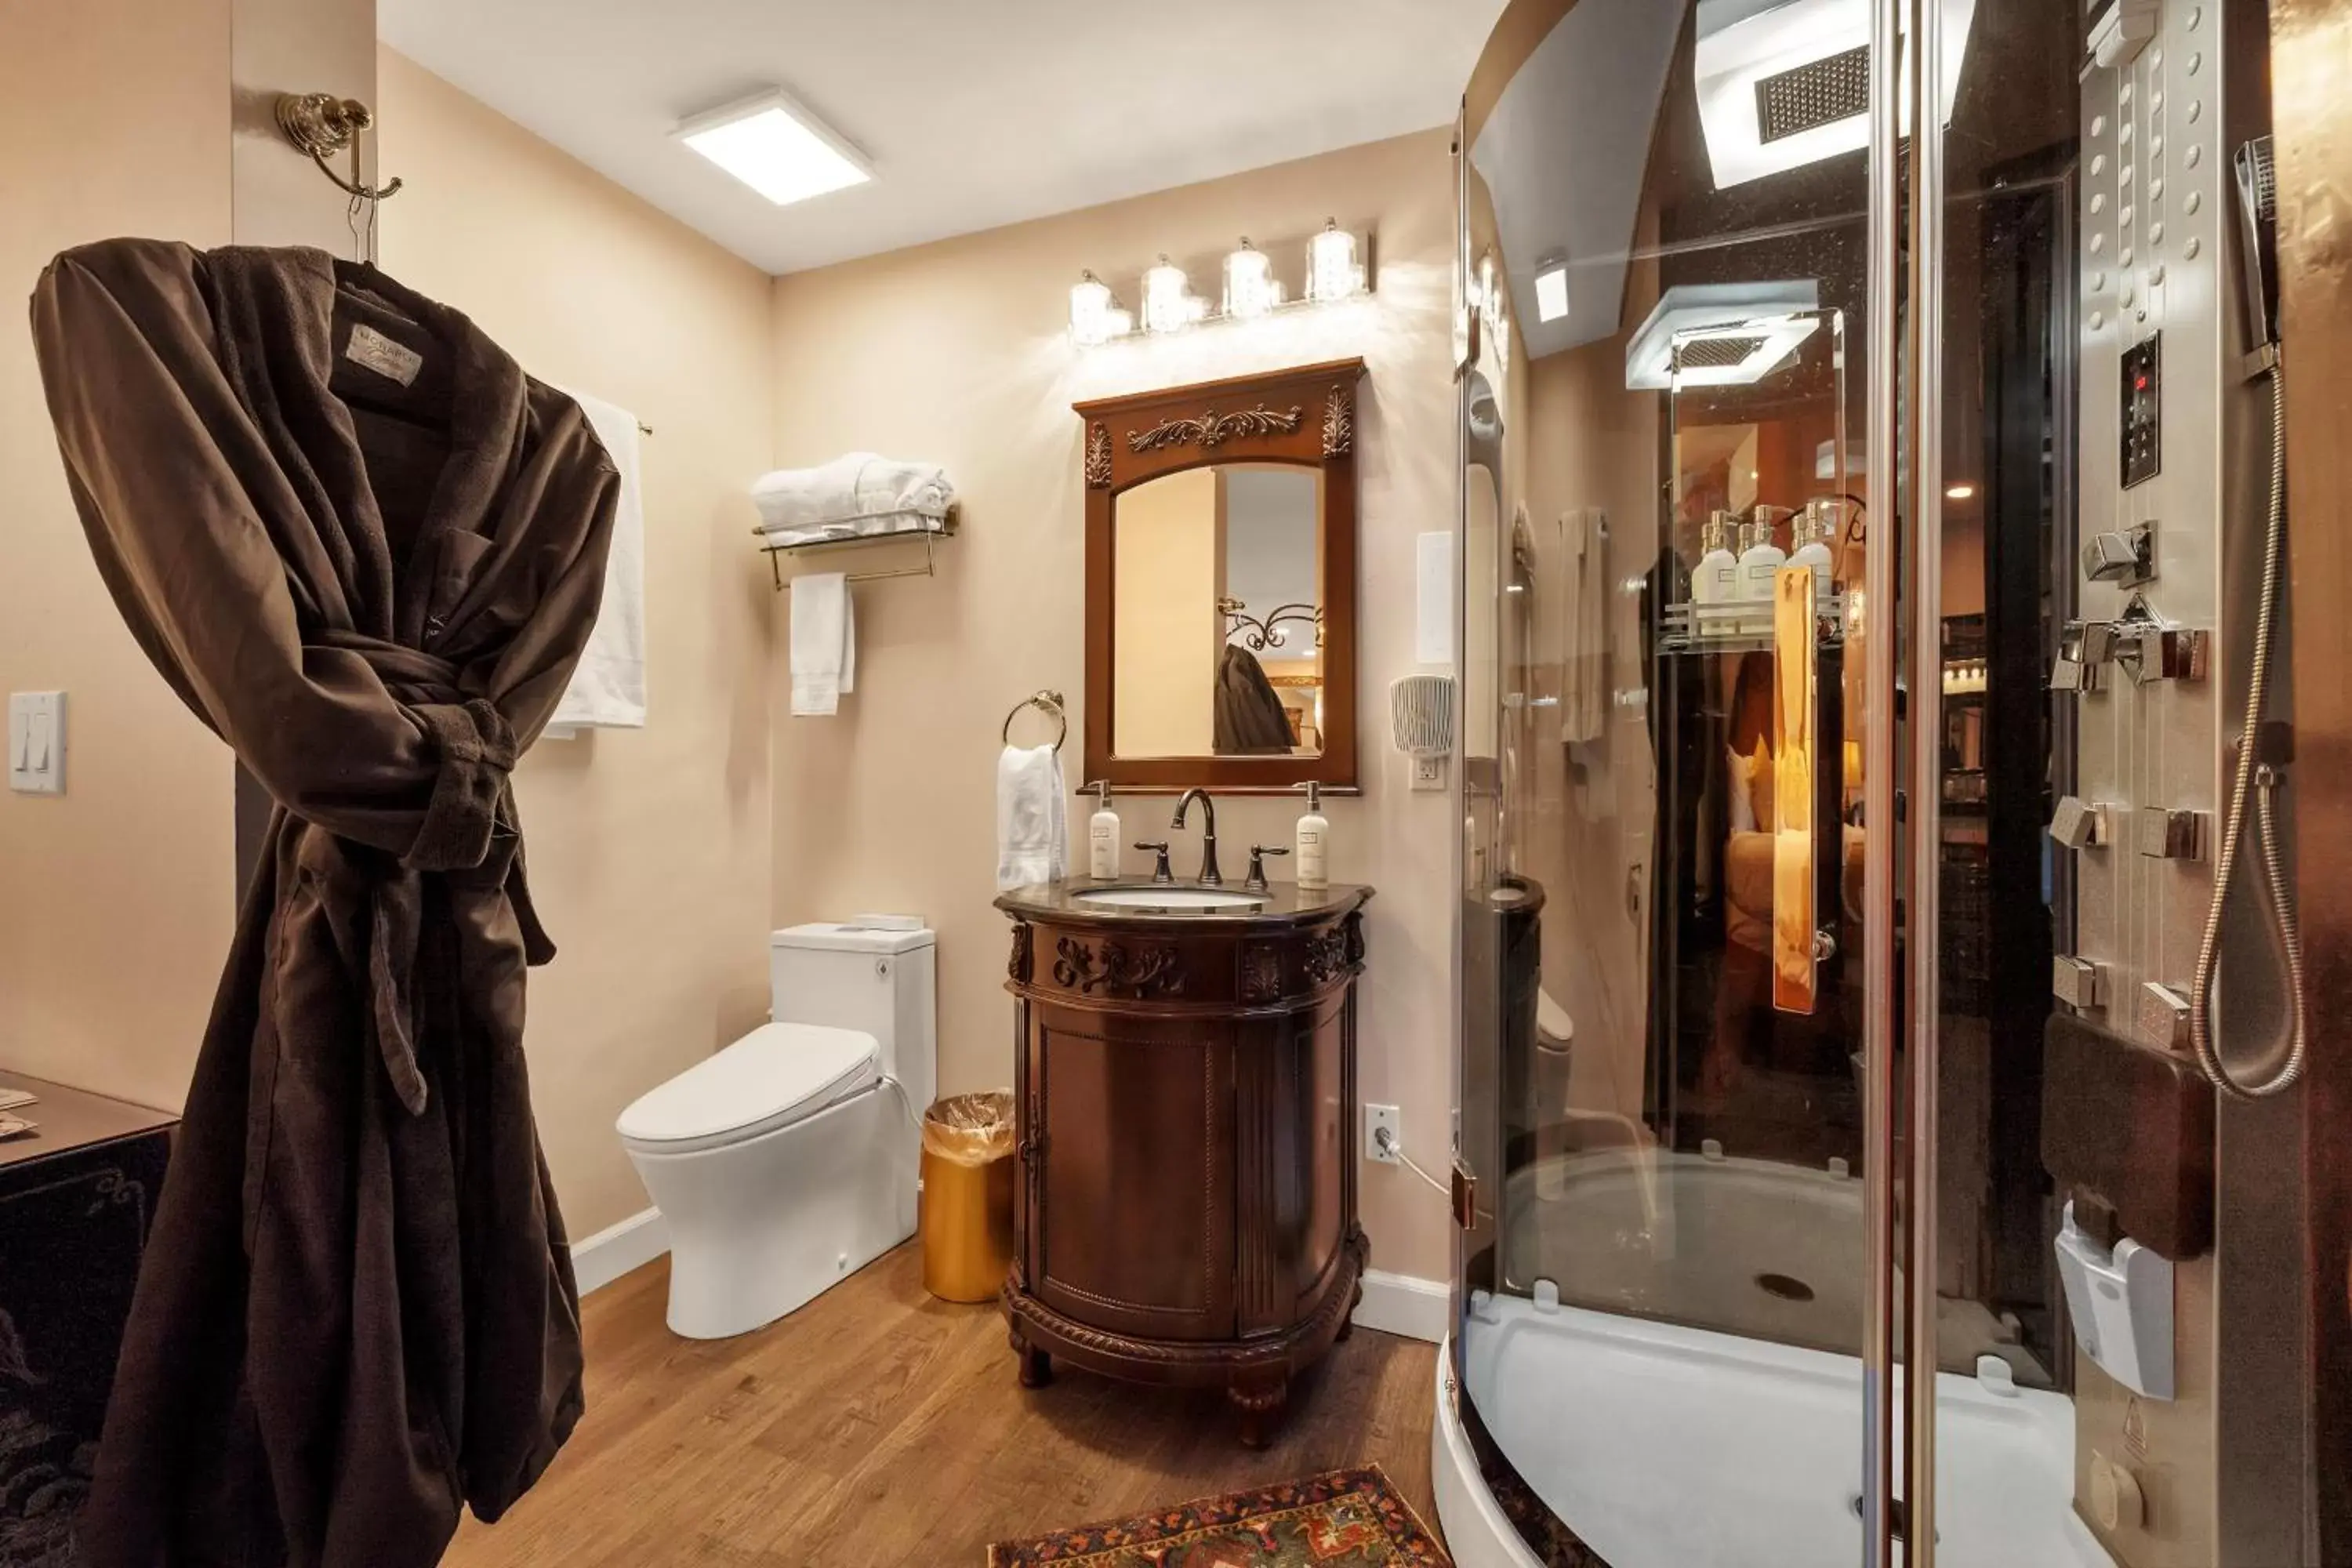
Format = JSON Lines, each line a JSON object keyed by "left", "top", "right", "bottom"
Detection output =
{"left": 1111, "top": 465, "right": 1323, "bottom": 759}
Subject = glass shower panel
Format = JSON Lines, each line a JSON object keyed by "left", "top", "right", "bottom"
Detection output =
{"left": 1922, "top": 2, "right": 2312, "bottom": 1566}
{"left": 1452, "top": 2, "right": 1896, "bottom": 1559}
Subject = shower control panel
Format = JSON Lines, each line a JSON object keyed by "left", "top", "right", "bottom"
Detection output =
{"left": 2121, "top": 332, "right": 2162, "bottom": 487}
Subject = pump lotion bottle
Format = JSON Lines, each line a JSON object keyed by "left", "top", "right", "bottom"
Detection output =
{"left": 1087, "top": 781, "right": 1121, "bottom": 880}
{"left": 1296, "top": 782, "right": 1330, "bottom": 891}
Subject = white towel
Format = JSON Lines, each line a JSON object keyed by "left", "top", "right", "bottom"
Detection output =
{"left": 996, "top": 744, "right": 1068, "bottom": 892}
{"left": 1561, "top": 508, "right": 1610, "bottom": 744}
{"left": 753, "top": 453, "right": 955, "bottom": 535}
{"left": 789, "top": 572, "right": 856, "bottom": 717}
{"left": 546, "top": 387, "right": 648, "bottom": 732}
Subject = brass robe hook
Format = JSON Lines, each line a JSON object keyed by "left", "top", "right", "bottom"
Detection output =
{"left": 274, "top": 93, "right": 404, "bottom": 203}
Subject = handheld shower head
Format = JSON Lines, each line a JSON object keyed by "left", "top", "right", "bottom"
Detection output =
{"left": 2233, "top": 136, "right": 2280, "bottom": 352}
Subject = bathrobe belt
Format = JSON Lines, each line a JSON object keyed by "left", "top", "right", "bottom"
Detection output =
{"left": 309, "top": 631, "right": 556, "bottom": 1119}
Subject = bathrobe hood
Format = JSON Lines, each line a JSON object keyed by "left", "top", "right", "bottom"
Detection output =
{"left": 31, "top": 238, "right": 615, "bottom": 1566}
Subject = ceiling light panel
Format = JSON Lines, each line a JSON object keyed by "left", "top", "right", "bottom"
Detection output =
{"left": 1693, "top": 0, "right": 1977, "bottom": 190}
{"left": 676, "top": 89, "right": 871, "bottom": 208}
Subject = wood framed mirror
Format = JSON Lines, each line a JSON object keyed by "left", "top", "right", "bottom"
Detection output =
{"left": 1078, "top": 358, "right": 1366, "bottom": 794}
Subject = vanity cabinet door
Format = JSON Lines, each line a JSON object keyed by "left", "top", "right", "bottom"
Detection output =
{"left": 1025, "top": 1000, "right": 1235, "bottom": 1341}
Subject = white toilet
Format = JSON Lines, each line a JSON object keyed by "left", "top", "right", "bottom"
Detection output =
{"left": 617, "top": 922, "right": 936, "bottom": 1339}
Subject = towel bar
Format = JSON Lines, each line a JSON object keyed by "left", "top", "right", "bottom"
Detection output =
{"left": 755, "top": 515, "right": 955, "bottom": 590}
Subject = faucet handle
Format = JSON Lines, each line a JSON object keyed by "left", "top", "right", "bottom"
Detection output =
{"left": 1244, "top": 844, "right": 1290, "bottom": 891}
{"left": 1133, "top": 840, "right": 1174, "bottom": 884}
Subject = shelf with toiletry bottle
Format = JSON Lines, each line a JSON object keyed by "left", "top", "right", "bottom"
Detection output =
{"left": 1657, "top": 497, "right": 1849, "bottom": 656}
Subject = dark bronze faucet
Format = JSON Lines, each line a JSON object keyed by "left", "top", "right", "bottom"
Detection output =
{"left": 1171, "top": 788, "right": 1221, "bottom": 885}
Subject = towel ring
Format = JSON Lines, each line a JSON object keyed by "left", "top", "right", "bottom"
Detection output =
{"left": 1003, "top": 691, "right": 1068, "bottom": 751}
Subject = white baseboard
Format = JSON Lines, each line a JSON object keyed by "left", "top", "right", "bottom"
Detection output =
{"left": 570, "top": 1207, "right": 670, "bottom": 1296}
{"left": 1354, "top": 1268, "right": 1450, "bottom": 1344}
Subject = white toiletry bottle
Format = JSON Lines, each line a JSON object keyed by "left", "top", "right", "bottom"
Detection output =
{"left": 1737, "top": 509, "right": 1788, "bottom": 632}
{"left": 1692, "top": 510, "right": 1738, "bottom": 629}
{"left": 1296, "top": 782, "right": 1330, "bottom": 891}
{"left": 1788, "top": 499, "right": 1837, "bottom": 597}
{"left": 1087, "top": 781, "right": 1121, "bottom": 880}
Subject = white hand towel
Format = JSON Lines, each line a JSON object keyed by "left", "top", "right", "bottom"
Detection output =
{"left": 544, "top": 387, "right": 648, "bottom": 732}
{"left": 789, "top": 572, "right": 856, "bottom": 717}
{"left": 996, "top": 744, "right": 1068, "bottom": 892}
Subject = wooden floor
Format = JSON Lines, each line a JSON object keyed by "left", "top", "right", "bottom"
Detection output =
{"left": 445, "top": 1244, "right": 1442, "bottom": 1567}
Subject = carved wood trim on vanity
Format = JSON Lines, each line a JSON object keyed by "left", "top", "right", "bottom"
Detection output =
{"left": 1049, "top": 935, "right": 1185, "bottom": 999}
{"left": 995, "top": 887, "right": 1370, "bottom": 1447}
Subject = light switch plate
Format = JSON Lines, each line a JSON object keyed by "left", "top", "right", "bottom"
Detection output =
{"left": 7, "top": 692, "right": 66, "bottom": 796}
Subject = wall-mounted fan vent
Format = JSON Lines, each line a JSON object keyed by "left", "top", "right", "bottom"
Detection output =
{"left": 1755, "top": 45, "right": 1871, "bottom": 144}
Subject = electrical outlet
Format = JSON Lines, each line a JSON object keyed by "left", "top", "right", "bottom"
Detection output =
{"left": 1410, "top": 754, "right": 1446, "bottom": 792}
{"left": 1364, "top": 1103, "right": 1400, "bottom": 1164}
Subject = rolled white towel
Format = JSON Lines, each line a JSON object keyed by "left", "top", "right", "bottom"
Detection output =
{"left": 753, "top": 453, "right": 955, "bottom": 534}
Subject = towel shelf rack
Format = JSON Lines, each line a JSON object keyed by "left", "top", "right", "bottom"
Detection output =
{"left": 755, "top": 516, "right": 955, "bottom": 590}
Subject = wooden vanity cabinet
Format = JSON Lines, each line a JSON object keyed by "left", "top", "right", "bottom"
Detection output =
{"left": 994, "top": 886, "right": 1371, "bottom": 1446}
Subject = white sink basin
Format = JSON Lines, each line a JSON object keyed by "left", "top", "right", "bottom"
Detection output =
{"left": 1077, "top": 887, "right": 1266, "bottom": 913}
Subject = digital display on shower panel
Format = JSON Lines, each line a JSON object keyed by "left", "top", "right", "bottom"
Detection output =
{"left": 2122, "top": 332, "right": 2161, "bottom": 487}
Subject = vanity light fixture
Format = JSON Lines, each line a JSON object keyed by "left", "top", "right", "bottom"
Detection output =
{"left": 1308, "top": 219, "right": 1365, "bottom": 305}
{"left": 674, "top": 88, "right": 872, "bottom": 207}
{"left": 1534, "top": 255, "right": 1572, "bottom": 323}
{"left": 1223, "top": 238, "right": 1281, "bottom": 320}
{"left": 1068, "top": 223, "right": 1374, "bottom": 349}
{"left": 1144, "top": 255, "right": 1203, "bottom": 336}
{"left": 1069, "top": 270, "right": 1132, "bottom": 347}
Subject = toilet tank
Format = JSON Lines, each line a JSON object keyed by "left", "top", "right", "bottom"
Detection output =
{"left": 768, "top": 924, "right": 936, "bottom": 1116}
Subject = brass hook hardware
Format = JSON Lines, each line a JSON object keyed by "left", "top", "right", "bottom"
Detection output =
{"left": 274, "top": 93, "right": 404, "bottom": 203}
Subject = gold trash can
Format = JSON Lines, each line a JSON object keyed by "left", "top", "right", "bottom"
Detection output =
{"left": 920, "top": 1091, "right": 1016, "bottom": 1303}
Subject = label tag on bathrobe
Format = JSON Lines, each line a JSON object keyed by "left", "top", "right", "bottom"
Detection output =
{"left": 345, "top": 323, "right": 423, "bottom": 387}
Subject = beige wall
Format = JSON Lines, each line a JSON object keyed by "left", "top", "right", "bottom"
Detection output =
{"left": 1112, "top": 467, "right": 1221, "bottom": 757}
{"left": 768, "top": 129, "right": 1461, "bottom": 1282}
{"left": 375, "top": 49, "right": 778, "bottom": 1238}
{"left": 0, "top": 0, "right": 239, "bottom": 1109}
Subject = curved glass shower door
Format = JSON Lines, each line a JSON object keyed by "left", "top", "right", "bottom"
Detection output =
{"left": 1451, "top": 2, "right": 1903, "bottom": 1559}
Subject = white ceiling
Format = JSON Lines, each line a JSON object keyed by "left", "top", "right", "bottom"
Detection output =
{"left": 379, "top": 0, "right": 1508, "bottom": 276}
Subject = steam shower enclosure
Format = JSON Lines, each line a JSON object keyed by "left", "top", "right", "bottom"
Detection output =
{"left": 1437, "top": 1, "right": 2324, "bottom": 1566}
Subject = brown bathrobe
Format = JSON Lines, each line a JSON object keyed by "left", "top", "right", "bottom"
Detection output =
{"left": 30, "top": 239, "right": 615, "bottom": 1567}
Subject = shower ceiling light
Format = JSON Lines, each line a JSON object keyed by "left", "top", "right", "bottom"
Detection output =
{"left": 675, "top": 89, "right": 871, "bottom": 207}
{"left": 1534, "top": 257, "right": 1572, "bottom": 324}
{"left": 1693, "top": 0, "right": 1978, "bottom": 191}
{"left": 1625, "top": 281, "right": 1821, "bottom": 390}
{"left": 1223, "top": 239, "right": 1280, "bottom": 320}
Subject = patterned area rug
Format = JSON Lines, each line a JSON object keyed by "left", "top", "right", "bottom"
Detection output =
{"left": 985, "top": 1465, "right": 1450, "bottom": 1566}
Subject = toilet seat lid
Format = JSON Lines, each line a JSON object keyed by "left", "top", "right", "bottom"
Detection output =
{"left": 617, "top": 1022, "right": 879, "bottom": 1149}
{"left": 1536, "top": 989, "right": 1574, "bottom": 1049}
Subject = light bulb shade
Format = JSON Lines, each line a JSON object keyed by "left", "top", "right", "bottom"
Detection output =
{"left": 1308, "top": 223, "right": 1362, "bottom": 304}
{"left": 1069, "top": 273, "right": 1119, "bottom": 347}
{"left": 1143, "top": 259, "right": 1193, "bottom": 335}
{"left": 1223, "top": 242, "right": 1278, "bottom": 320}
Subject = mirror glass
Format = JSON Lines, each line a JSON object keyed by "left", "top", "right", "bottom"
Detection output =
{"left": 1111, "top": 463, "right": 1323, "bottom": 758}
